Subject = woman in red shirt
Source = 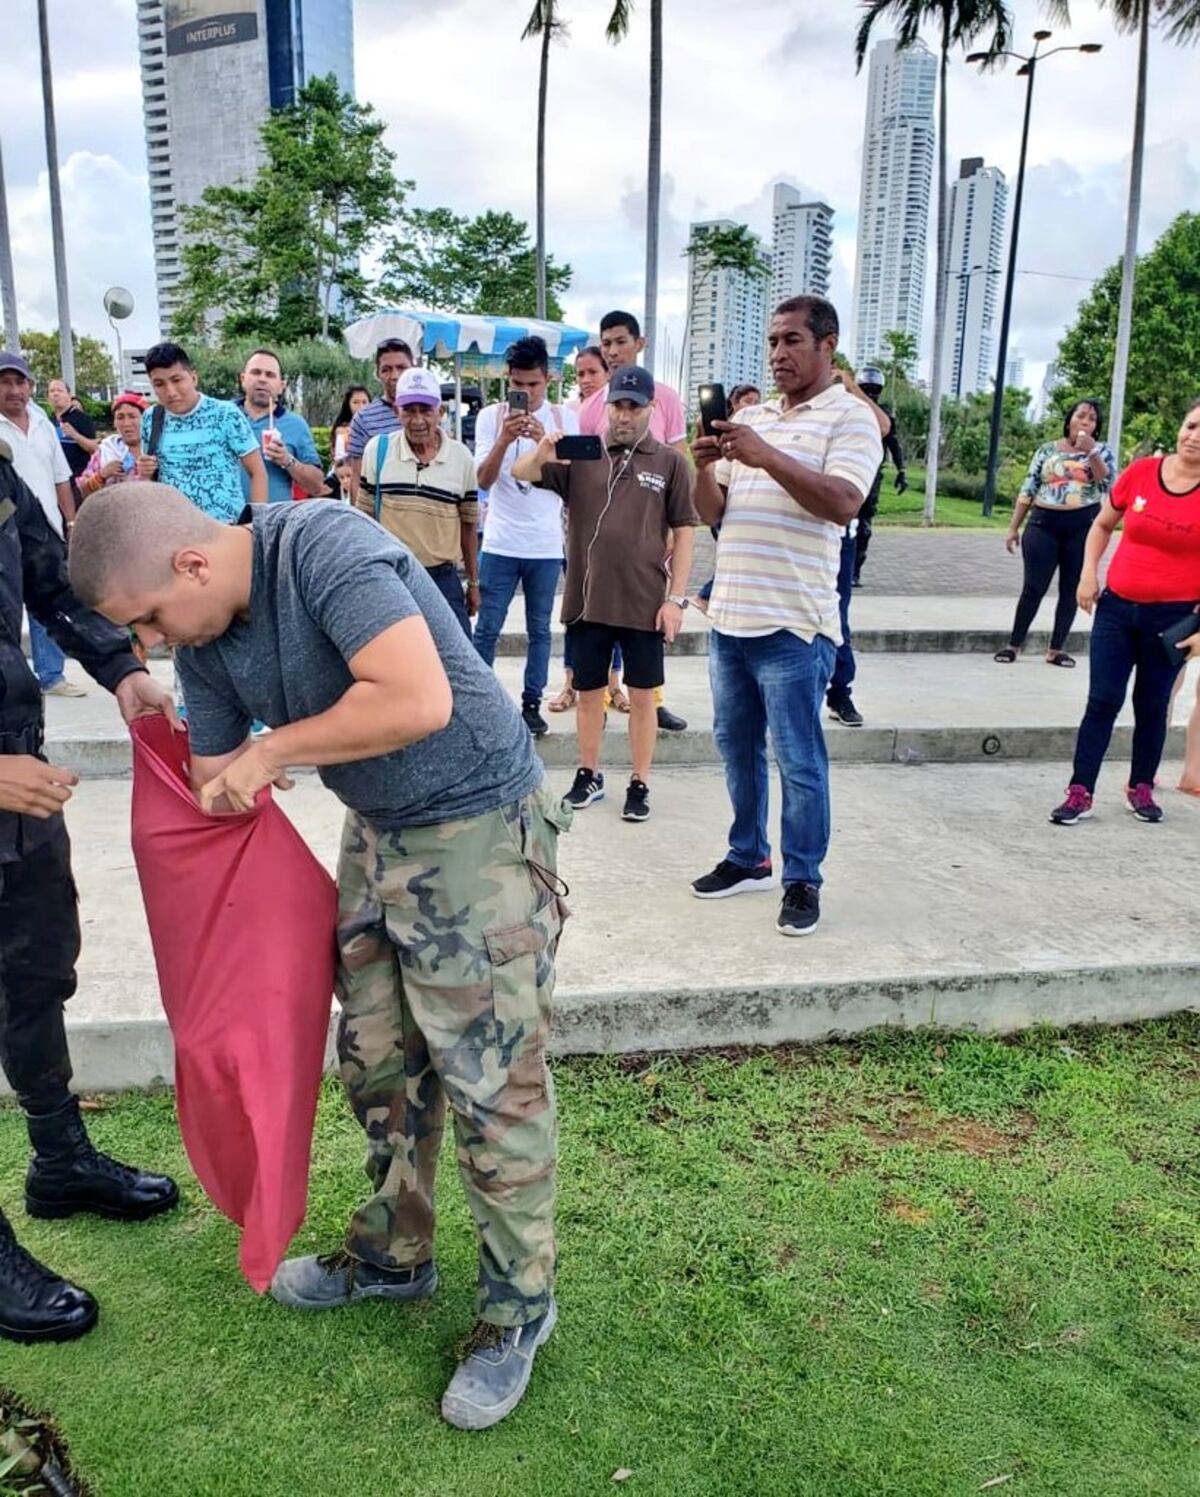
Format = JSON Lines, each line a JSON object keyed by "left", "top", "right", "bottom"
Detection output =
{"left": 1051, "top": 398, "right": 1200, "bottom": 825}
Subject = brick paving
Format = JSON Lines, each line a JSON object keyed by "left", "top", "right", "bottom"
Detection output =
{"left": 684, "top": 526, "right": 1013, "bottom": 597}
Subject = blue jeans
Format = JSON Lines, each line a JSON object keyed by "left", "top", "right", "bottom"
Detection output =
{"left": 426, "top": 562, "right": 472, "bottom": 640}
{"left": 710, "top": 627, "right": 836, "bottom": 888}
{"left": 473, "top": 553, "right": 562, "bottom": 706}
{"left": 28, "top": 617, "right": 66, "bottom": 690}
{"left": 1070, "top": 588, "right": 1194, "bottom": 792}
{"left": 828, "top": 530, "right": 856, "bottom": 700}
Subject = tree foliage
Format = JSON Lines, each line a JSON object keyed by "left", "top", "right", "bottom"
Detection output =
{"left": 186, "top": 338, "right": 375, "bottom": 426}
{"left": 377, "top": 208, "right": 571, "bottom": 320}
{"left": 172, "top": 75, "right": 410, "bottom": 344}
{"left": 19, "top": 329, "right": 116, "bottom": 395}
{"left": 1055, "top": 211, "right": 1200, "bottom": 457}
{"left": 684, "top": 223, "right": 769, "bottom": 284}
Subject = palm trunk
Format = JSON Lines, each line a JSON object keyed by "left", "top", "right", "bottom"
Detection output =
{"left": 922, "top": 22, "right": 950, "bottom": 526}
{"left": 37, "top": 0, "right": 74, "bottom": 389}
{"left": 1108, "top": 1, "right": 1149, "bottom": 463}
{"left": 642, "top": 0, "right": 662, "bottom": 372}
{"left": 0, "top": 136, "right": 19, "bottom": 348}
{"left": 534, "top": 19, "right": 551, "bottom": 320}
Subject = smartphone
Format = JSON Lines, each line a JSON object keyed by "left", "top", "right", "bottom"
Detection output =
{"left": 508, "top": 390, "right": 530, "bottom": 414}
{"left": 698, "top": 383, "right": 728, "bottom": 436}
{"left": 555, "top": 434, "right": 604, "bottom": 461}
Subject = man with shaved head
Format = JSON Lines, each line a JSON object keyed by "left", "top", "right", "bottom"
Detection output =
{"left": 70, "top": 484, "right": 568, "bottom": 1432}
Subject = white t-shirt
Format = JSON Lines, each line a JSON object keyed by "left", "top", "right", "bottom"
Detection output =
{"left": 475, "top": 399, "right": 579, "bottom": 560}
{"left": 0, "top": 402, "right": 72, "bottom": 537}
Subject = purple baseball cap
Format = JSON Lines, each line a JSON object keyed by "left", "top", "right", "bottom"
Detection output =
{"left": 0, "top": 351, "right": 32, "bottom": 379}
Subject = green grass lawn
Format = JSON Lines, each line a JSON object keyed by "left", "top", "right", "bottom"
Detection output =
{"left": 876, "top": 468, "right": 1011, "bottom": 530}
{"left": 2, "top": 1020, "right": 1198, "bottom": 1496}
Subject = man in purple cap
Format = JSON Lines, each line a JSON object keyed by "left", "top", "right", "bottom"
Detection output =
{"left": 358, "top": 367, "right": 480, "bottom": 637}
{"left": 513, "top": 365, "right": 698, "bottom": 823}
{"left": 0, "top": 352, "right": 84, "bottom": 696}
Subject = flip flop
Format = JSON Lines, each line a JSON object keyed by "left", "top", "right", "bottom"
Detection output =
{"left": 1177, "top": 782, "right": 1200, "bottom": 797}
{"left": 1046, "top": 652, "right": 1076, "bottom": 668}
{"left": 993, "top": 648, "right": 1018, "bottom": 663}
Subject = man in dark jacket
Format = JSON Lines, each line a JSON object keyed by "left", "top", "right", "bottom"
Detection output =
{"left": 852, "top": 366, "right": 906, "bottom": 587}
{"left": 0, "top": 440, "right": 180, "bottom": 1345}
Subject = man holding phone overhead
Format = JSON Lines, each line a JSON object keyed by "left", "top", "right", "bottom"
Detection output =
{"left": 473, "top": 336, "right": 579, "bottom": 737}
{"left": 513, "top": 366, "right": 698, "bottom": 823}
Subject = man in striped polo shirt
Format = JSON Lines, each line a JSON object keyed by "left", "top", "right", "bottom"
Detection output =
{"left": 690, "top": 295, "right": 882, "bottom": 936}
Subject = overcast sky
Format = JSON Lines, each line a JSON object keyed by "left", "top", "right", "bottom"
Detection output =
{"left": 2, "top": 0, "right": 1196, "bottom": 396}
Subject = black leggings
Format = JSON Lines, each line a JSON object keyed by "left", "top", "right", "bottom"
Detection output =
{"left": 1009, "top": 505, "right": 1097, "bottom": 652}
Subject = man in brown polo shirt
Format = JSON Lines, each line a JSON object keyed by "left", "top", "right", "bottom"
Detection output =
{"left": 513, "top": 366, "right": 696, "bottom": 822}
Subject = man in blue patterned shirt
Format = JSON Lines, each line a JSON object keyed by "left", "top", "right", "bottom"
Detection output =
{"left": 137, "top": 342, "right": 267, "bottom": 520}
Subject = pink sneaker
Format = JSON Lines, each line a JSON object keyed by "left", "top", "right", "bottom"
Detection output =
{"left": 1050, "top": 784, "right": 1093, "bottom": 825}
{"left": 1126, "top": 783, "right": 1164, "bottom": 823}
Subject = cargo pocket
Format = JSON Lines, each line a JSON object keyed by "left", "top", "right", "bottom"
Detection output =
{"left": 484, "top": 893, "right": 567, "bottom": 1053}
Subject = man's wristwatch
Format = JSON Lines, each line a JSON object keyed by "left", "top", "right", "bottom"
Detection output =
{"left": 283, "top": 454, "right": 296, "bottom": 471}
{"left": 667, "top": 594, "right": 689, "bottom": 610}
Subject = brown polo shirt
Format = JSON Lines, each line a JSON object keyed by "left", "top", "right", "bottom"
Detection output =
{"left": 539, "top": 436, "right": 698, "bottom": 632}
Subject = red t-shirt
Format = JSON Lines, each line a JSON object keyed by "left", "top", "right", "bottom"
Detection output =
{"left": 1107, "top": 456, "right": 1200, "bottom": 603}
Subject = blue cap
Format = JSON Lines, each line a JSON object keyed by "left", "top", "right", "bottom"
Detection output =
{"left": 0, "top": 351, "right": 31, "bottom": 379}
{"left": 607, "top": 364, "right": 654, "bottom": 407}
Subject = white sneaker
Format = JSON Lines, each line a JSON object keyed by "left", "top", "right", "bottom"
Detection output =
{"left": 43, "top": 680, "right": 86, "bottom": 698}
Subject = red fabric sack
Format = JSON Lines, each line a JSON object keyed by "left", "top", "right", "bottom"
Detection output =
{"left": 129, "top": 715, "right": 337, "bottom": 1291}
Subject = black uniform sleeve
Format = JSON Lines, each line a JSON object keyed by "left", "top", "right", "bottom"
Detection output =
{"left": 884, "top": 427, "right": 905, "bottom": 471}
{"left": 9, "top": 463, "right": 145, "bottom": 693}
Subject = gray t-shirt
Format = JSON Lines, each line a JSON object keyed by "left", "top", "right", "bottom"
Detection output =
{"left": 177, "top": 501, "right": 542, "bottom": 829}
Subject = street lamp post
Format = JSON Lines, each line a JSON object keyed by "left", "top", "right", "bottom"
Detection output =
{"left": 968, "top": 32, "right": 1102, "bottom": 517}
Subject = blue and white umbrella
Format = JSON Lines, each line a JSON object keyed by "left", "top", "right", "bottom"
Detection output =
{"left": 342, "top": 307, "right": 590, "bottom": 375}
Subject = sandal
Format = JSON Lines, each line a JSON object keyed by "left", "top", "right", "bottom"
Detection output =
{"left": 547, "top": 686, "right": 577, "bottom": 713}
{"left": 993, "top": 648, "right": 1018, "bottom": 663}
{"left": 1046, "top": 652, "right": 1076, "bottom": 668}
{"left": 606, "top": 686, "right": 631, "bottom": 714}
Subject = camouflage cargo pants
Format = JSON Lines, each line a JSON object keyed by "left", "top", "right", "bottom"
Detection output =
{"left": 335, "top": 786, "right": 570, "bottom": 1328}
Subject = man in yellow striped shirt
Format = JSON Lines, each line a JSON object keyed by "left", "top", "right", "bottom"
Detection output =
{"left": 690, "top": 296, "right": 881, "bottom": 936}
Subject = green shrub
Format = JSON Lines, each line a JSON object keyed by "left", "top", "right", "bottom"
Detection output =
{"left": 311, "top": 426, "right": 331, "bottom": 468}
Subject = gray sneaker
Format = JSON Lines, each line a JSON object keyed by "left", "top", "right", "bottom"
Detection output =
{"left": 441, "top": 1299, "right": 557, "bottom": 1431}
{"left": 269, "top": 1249, "right": 437, "bottom": 1310}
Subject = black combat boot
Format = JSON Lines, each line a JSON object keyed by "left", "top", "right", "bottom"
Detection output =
{"left": 0, "top": 1209, "right": 98, "bottom": 1343}
{"left": 25, "top": 1097, "right": 180, "bottom": 1222}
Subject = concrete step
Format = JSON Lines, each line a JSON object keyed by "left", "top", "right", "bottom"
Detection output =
{"left": 41, "top": 651, "right": 1200, "bottom": 775}
{"left": 17, "top": 759, "right": 1198, "bottom": 1093}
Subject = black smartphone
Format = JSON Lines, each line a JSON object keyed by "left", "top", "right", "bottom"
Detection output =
{"left": 554, "top": 434, "right": 604, "bottom": 461}
{"left": 1160, "top": 609, "right": 1200, "bottom": 667}
{"left": 508, "top": 390, "right": 530, "bottom": 414}
{"left": 698, "top": 382, "right": 728, "bottom": 436}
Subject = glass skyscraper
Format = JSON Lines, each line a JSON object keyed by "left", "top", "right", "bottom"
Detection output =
{"left": 137, "top": 0, "right": 356, "bottom": 332}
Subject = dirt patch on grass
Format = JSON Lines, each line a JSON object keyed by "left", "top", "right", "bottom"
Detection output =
{"left": 885, "top": 1196, "right": 933, "bottom": 1226}
{"left": 861, "top": 1106, "right": 1036, "bottom": 1159}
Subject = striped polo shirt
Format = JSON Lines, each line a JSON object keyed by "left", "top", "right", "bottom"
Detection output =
{"left": 358, "top": 429, "right": 479, "bottom": 569}
{"left": 709, "top": 386, "right": 882, "bottom": 644}
{"left": 346, "top": 397, "right": 402, "bottom": 461}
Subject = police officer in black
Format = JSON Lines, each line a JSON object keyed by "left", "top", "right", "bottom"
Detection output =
{"left": 852, "top": 366, "right": 907, "bottom": 586}
{"left": 0, "top": 437, "right": 179, "bottom": 1344}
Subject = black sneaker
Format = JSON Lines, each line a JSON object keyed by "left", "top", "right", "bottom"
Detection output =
{"left": 622, "top": 777, "right": 650, "bottom": 821}
{"left": 777, "top": 882, "right": 821, "bottom": 937}
{"left": 692, "top": 859, "right": 778, "bottom": 899}
{"left": 522, "top": 701, "right": 549, "bottom": 737}
{"left": 827, "top": 696, "right": 864, "bottom": 727}
{"left": 656, "top": 705, "right": 687, "bottom": 732}
{"left": 563, "top": 767, "right": 604, "bottom": 809}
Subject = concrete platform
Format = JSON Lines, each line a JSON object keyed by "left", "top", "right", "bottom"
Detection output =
{"left": 40, "top": 650, "right": 1200, "bottom": 775}
{"left": 9, "top": 759, "right": 1197, "bottom": 1093}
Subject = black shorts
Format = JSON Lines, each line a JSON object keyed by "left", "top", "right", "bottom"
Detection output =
{"left": 567, "top": 622, "right": 665, "bottom": 692}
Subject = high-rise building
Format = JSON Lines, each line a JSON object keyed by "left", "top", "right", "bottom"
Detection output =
{"left": 770, "top": 186, "right": 833, "bottom": 309}
{"left": 939, "top": 157, "right": 1007, "bottom": 399}
{"left": 683, "top": 220, "right": 769, "bottom": 403}
{"left": 137, "top": 0, "right": 355, "bottom": 333}
{"left": 851, "top": 37, "right": 936, "bottom": 370}
{"left": 1004, "top": 350, "right": 1026, "bottom": 391}
{"left": 1033, "top": 359, "right": 1062, "bottom": 421}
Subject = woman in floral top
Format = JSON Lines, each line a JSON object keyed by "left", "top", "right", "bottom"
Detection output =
{"left": 995, "top": 398, "right": 1115, "bottom": 667}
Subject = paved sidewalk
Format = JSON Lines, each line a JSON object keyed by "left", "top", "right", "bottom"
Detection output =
{"left": 16, "top": 757, "right": 1196, "bottom": 1091}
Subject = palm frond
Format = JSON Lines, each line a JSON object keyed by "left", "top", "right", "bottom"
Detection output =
{"left": 854, "top": 0, "right": 911, "bottom": 70}
{"left": 606, "top": 0, "right": 633, "bottom": 43}
{"left": 1094, "top": 0, "right": 1153, "bottom": 32}
{"left": 1161, "top": 0, "right": 1200, "bottom": 44}
{"left": 521, "top": 0, "right": 559, "bottom": 40}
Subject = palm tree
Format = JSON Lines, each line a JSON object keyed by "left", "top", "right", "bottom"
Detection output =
{"left": 522, "top": 1, "right": 566, "bottom": 322}
{"left": 1048, "top": 0, "right": 1200, "bottom": 460}
{"left": 855, "top": 1, "right": 1011, "bottom": 526}
{"left": 606, "top": 0, "right": 663, "bottom": 374}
